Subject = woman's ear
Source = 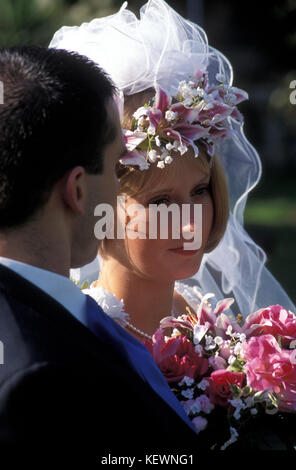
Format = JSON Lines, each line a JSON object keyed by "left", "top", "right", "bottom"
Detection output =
{"left": 59, "top": 166, "right": 88, "bottom": 215}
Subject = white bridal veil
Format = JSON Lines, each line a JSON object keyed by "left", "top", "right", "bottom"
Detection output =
{"left": 49, "top": 0, "right": 296, "bottom": 317}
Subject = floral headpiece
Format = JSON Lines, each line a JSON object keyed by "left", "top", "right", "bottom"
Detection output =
{"left": 119, "top": 71, "right": 248, "bottom": 170}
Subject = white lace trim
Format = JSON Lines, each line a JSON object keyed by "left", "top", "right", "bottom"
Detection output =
{"left": 174, "top": 280, "right": 204, "bottom": 313}
{"left": 82, "top": 284, "right": 130, "bottom": 327}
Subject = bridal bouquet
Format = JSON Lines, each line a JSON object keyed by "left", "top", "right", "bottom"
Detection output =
{"left": 144, "top": 294, "right": 296, "bottom": 450}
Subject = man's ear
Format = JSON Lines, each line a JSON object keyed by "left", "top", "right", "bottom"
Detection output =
{"left": 59, "top": 166, "right": 87, "bottom": 215}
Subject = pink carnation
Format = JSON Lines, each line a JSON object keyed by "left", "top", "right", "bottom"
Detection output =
{"left": 243, "top": 334, "right": 296, "bottom": 411}
{"left": 146, "top": 329, "right": 209, "bottom": 384}
{"left": 243, "top": 305, "right": 296, "bottom": 347}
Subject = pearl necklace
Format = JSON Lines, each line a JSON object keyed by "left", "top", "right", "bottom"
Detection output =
{"left": 124, "top": 307, "right": 176, "bottom": 341}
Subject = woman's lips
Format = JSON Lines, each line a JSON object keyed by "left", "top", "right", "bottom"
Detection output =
{"left": 169, "top": 247, "right": 199, "bottom": 255}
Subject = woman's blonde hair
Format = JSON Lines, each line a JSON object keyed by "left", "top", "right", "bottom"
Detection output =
{"left": 99, "top": 89, "right": 229, "bottom": 257}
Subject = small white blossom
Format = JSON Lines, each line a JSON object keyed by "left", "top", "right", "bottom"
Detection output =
{"left": 234, "top": 342, "right": 242, "bottom": 355}
{"left": 228, "top": 355, "right": 236, "bottom": 365}
{"left": 177, "top": 143, "right": 188, "bottom": 155}
{"left": 160, "top": 149, "right": 169, "bottom": 160}
{"left": 178, "top": 376, "right": 195, "bottom": 387}
{"left": 165, "top": 142, "right": 175, "bottom": 151}
{"left": 147, "top": 125, "right": 156, "bottom": 136}
{"left": 194, "top": 344, "right": 204, "bottom": 357}
{"left": 239, "top": 333, "right": 246, "bottom": 342}
{"left": 214, "top": 336, "right": 223, "bottom": 346}
{"left": 228, "top": 398, "right": 247, "bottom": 420}
{"left": 181, "top": 388, "right": 194, "bottom": 399}
{"left": 197, "top": 379, "right": 209, "bottom": 391}
{"left": 165, "top": 110, "right": 178, "bottom": 122}
{"left": 164, "top": 156, "right": 173, "bottom": 164}
{"left": 190, "top": 401, "right": 201, "bottom": 414}
{"left": 220, "top": 427, "right": 239, "bottom": 450}
{"left": 148, "top": 150, "right": 159, "bottom": 163}
{"left": 157, "top": 161, "right": 165, "bottom": 169}
{"left": 226, "top": 325, "right": 233, "bottom": 336}
{"left": 250, "top": 408, "right": 258, "bottom": 415}
{"left": 155, "top": 135, "right": 162, "bottom": 147}
{"left": 205, "top": 335, "right": 216, "bottom": 351}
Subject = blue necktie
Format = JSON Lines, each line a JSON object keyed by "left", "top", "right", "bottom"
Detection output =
{"left": 85, "top": 294, "right": 195, "bottom": 431}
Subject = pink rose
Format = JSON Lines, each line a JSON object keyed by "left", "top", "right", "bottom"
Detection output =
{"left": 243, "top": 305, "right": 296, "bottom": 347}
{"left": 208, "top": 370, "right": 244, "bottom": 407}
{"left": 146, "top": 329, "right": 209, "bottom": 384}
{"left": 243, "top": 334, "right": 296, "bottom": 411}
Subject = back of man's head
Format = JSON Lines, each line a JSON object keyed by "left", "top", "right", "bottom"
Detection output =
{"left": 0, "top": 46, "right": 116, "bottom": 229}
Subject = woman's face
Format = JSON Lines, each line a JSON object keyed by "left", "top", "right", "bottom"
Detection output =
{"left": 113, "top": 152, "right": 214, "bottom": 282}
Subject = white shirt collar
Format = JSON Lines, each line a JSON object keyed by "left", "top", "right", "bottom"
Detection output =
{"left": 0, "top": 256, "right": 87, "bottom": 327}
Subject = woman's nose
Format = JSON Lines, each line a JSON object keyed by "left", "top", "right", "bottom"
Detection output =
{"left": 180, "top": 203, "right": 203, "bottom": 247}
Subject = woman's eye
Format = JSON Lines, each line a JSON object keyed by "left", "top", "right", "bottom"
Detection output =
{"left": 149, "top": 197, "right": 170, "bottom": 206}
{"left": 193, "top": 185, "right": 210, "bottom": 196}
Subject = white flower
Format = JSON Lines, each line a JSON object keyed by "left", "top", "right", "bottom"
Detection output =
{"left": 228, "top": 355, "right": 236, "bottom": 365}
{"left": 233, "top": 342, "right": 242, "bottom": 355}
{"left": 160, "top": 149, "right": 169, "bottom": 160}
{"left": 155, "top": 135, "right": 162, "bottom": 147}
{"left": 165, "top": 110, "right": 178, "bottom": 122}
{"left": 157, "top": 161, "right": 165, "bottom": 169}
{"left": 239, "top": 333, "right": 246, "bottom": 342}
{"left": 181, "top": 388, "right": 194, "bottom": 399}
{"left": 226, "top": 325, "right": 233, "bottom": 336}
{"left": 214, "top": 336, "right": 223, "bottom": 346}
{"left": 164, "top": 156, "right": 173, "bottom": 165}
{"left": 197, "top": 379, "right": 209, "bottom": 391}
{"left": 165, "top": 142, "right": 175, "bottom": 151}
{"left": 190, "top": 401, "right": 201, "bottom": 414}
{"left": 178, "top": 376, "right": 195, "bottom": 387}
{"left": 228, "top": 398, "right": 247, "bottom": 420}
{"left": 147, "top": 125, "right": 156, "bottom": 136}
{"left": 148, "top": 150, "right": 159, "bottom": 163}
{"left": 250, "top": 408, "right": 258, "bottom": 415}
{"left": 177, "top": 143, "right": 188, "bottom": 155}
{"left": 205, "top": 335, "right": 216, "bottom": 350}
{"left": 220, "top": 427, "right": 239, "bottom": 450}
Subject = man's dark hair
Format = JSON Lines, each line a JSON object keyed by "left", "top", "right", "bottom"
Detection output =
{"left": 0, "top": 46, "right": 116, "bottom": 229}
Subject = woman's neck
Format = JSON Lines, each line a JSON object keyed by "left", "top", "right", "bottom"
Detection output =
{"left": 96, "top": 258, "right": 176, "bottom": 337}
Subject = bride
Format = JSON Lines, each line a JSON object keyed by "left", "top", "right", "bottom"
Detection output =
{"left": 50, "top": 0, "right": 295, "bottom": 341}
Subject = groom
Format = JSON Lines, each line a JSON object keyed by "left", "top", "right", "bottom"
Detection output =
{"left": 0, "top": 47, "right": 198, "bottom": 459}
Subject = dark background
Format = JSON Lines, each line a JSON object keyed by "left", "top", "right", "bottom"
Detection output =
{"left": 1, "top": 0, "right": 295, "bottom": 304}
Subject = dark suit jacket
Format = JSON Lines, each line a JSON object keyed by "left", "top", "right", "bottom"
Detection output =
{"left": 0, "top": 264, "right": 198, "bottom": 462}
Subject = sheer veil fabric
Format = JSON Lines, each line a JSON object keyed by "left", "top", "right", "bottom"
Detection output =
{"left": 49, "top": 0, "right": 296, "bottom": 317}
